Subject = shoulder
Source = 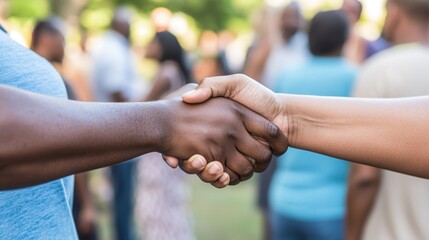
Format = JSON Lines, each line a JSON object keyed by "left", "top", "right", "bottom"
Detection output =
{"left": 0, "top": 32, "right": 66, "bottom": 98}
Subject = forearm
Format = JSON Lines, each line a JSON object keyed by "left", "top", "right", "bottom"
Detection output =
{"left": 345, "top": 165, "right": 380, "bottom": 240}
{"left": 283, "top": 94, "right": 429, "bottom": 178}
{"left": 0, "top": 86, "right": 168, "bottom": 189}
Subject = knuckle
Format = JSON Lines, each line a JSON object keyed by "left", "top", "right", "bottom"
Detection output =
{"left": 239, "top": 164, "right": 254, "bottom": 177}
{"left": 233, "top": 73, "right": 247, "bottom": 81}
{"left": 179, "top": 164, "right": 194, "bottom": 174}
{"left": 260, "top": 148, "right": 272, "bottom": 165}
{"left": 226, "top": 129, "right": 236, "bottom": 140}
{"left": 198, "top": 173, "right": 214, "bottom": 183}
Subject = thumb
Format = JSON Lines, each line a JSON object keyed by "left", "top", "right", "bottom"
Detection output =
{"left": 182, "top": 87, "right": 212, "bottom": 104}
{"left": 182, "top": 74, "right": 246, "bottom": 103}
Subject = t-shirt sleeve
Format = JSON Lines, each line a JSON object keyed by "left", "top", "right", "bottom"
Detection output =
{"left": 352, "top": 57, "right": 389, "bottom": 98}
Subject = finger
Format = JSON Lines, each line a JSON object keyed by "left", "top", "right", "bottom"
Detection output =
{"left": 242, "top": 109, "right": 288, "bottom": 156}
{"left": 211, "top": 173, "right": 230, "bottom": 189}
{"left": 225, "top": 167, "right": 241, "bottom": 186}
{"left": 182, "top": 87, "right": 212, "bottom": 104}
{"left": 196, "top": 161, "right": 224, "bottom": 183}
{"left": 235, "top": 129, "right": 273, "bottom": 172}
{"left": 254, "top": 156, "right": 273, "bottom": 173}
{"left": 182, "top": 74, "right": 279, "bottom": 123}
{"left": 182, "top": 74, "right": 252, "bottom": 104}
{"left": 225, "top": 151, "right": 255, "bottom": 181}
{"left": 178, "top": 154, "right": 207, "bottom": 174}
{"left": 162, "top": 155, "right": 180, "bottom": 169}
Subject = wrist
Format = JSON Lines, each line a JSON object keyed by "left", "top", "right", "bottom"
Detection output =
{"left": 276, "top": 94, "right": 295, "bottom": 146}
{"left": 136, "top": 101, "right": 171, "bottom": 153}
{"left": 279, "top": 94, "right": 312, "bottom": 149}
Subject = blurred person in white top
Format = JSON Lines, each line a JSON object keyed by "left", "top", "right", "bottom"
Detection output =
{"left": 91, "top": 8, "right": 141, "bottom": 240}
{"left": 346, "top": 0, "right": 429, "bottom": 240}
{"left": 92, "top": 8, "right": 141, "bottom": 103}
{"left": 260, "top": 1, "right": 309, "bottom": 89}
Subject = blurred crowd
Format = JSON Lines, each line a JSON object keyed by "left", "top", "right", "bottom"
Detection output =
{"left": 1, "top": 0, "right": 429, "bottom": 239}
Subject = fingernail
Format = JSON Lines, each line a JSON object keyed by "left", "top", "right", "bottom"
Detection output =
{"left": 166, "top": 158, "right": 178, "bottom": 168}
{"left": 209, "top": 164, "right": 221, "bottom": 175}
{"left": 219, "top": 173, "right": 229, "bottom": 183}
{"left": 191, "top": 157, "right": 205, "bottom": 169}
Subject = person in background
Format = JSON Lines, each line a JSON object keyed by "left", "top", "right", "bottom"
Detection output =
{"left": 346, "top": 0, "right": 429, "bottom": 239}
{"left": 241, "top": 7, "right": 274, "bottom": 81}
{"left": 269, "top": 10, "right": 354, "bottom": 240}
{"left": 135, "top": 31, "right": 194, "bottom": 240}
{"left": 341, "top": 0, "right": 368, "bottom": 64}
{"left": 246, "top": 3, "right": 308, "bottom": 239}
{"left": 91, "top": 9, "right": 140, "bottom": 240}
{"left": 31, "top": 19, "right": 98, "bottom": 240}
{"left": 261, "top": 2, "right": 308, "bottom": 89}
{"left": 63, "top": 29, "right": 94, "bottom": 102}
{"left": 260, "top": 1, "right": 309, "bottom": 89}
{"left": 364, "top": 33, "right": 391, "bottom": 59}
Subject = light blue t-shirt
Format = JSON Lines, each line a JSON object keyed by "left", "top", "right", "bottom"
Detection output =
{"left": 270, "top": 56, "right": 357, "bottom": 221}
{"left": 0, "top": 28, "right": 77, "bottom": 239}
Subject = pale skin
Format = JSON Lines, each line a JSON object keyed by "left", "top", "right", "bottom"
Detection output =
{"left": 345, "top": 2, "right": 429, "bottom": 239}
{"left": 0, "top": 84, "right": 287, "bottom": 190}
{"left": 170, "top": 74, "right": 429, "bottom": 186}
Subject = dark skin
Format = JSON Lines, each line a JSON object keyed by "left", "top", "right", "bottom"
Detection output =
{"left": 0, "top": 84, "right": 287, "bottom": 190}
{"left": 280, "top": 4, "right": 302, "bottom": 42}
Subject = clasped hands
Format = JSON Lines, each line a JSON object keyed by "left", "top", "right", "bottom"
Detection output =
{"left": 159, "top": 74, "right": 289, "bottom": 188}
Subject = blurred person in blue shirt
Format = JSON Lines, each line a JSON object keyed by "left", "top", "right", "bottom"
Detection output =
{"left": 269, "top": 10, "right": 356, "bottom": 240}
{"left": 31, "top": 18, "right": 98, "bottom": 240}
{"left": 248, "top": 3, "right": 309, "bottom": 239}
{"left": 0, "top": 21, "right": 78, "bottom": 240}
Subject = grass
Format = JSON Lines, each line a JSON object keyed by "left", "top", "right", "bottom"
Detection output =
{"left": 190, "top": 177, "right": 262, "bottom": 240}
{"left": 92, "top": 171, "right": 263, "bottom": 240}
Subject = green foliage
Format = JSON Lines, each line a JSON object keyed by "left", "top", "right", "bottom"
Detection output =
{"left": 9, "top": 0, "right": 50, "bottom": 19}
{"left": 9, "top": 0, "right": 261, "bottom": 31}
{"left": 86, "top": 0, "right": 262, "bottom": 31}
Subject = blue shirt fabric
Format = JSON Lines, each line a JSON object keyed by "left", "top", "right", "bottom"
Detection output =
{"left": 270, "top": 56, "right": 357, "bottom": 221}
{"left": 0, "top": 29, "right": 77, "bottom": 239}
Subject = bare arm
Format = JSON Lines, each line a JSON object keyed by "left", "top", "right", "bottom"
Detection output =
{"left": 181, "top": 74, "right": 429, "bottom": 178}
{"left": 0, "top": 84, "right": 286, "bottom": 189}
{"left": 346, "top": 164, "right": 381, "bottom": 240}
{"left": 242, "top": 39, "right": 272, "bottom": 81}
{"left": 143, "top": 66, "right": 172, "bottom": 102}
{"left": 0, "top": 85, "right": 167, "bottom": 189}
{"left": 74, "top": 173, "right": 96, "bottom": 235}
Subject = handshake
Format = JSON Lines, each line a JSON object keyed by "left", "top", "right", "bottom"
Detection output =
{"left": 159, "top": 74, "right": 289, "bottom": 188}
{"left": 4, "top": 73, "right": 428, "bottom": 189}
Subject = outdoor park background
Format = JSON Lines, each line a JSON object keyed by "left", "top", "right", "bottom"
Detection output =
{"left": 0, "top": 0, "right": 386, "bottom": 239}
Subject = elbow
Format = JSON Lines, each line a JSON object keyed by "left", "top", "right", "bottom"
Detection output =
{"left": 355, "top": 175, "right": 380, "bottom": 189}
{"left": 349, "top": 168, "right": 381, "bottom": 190}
